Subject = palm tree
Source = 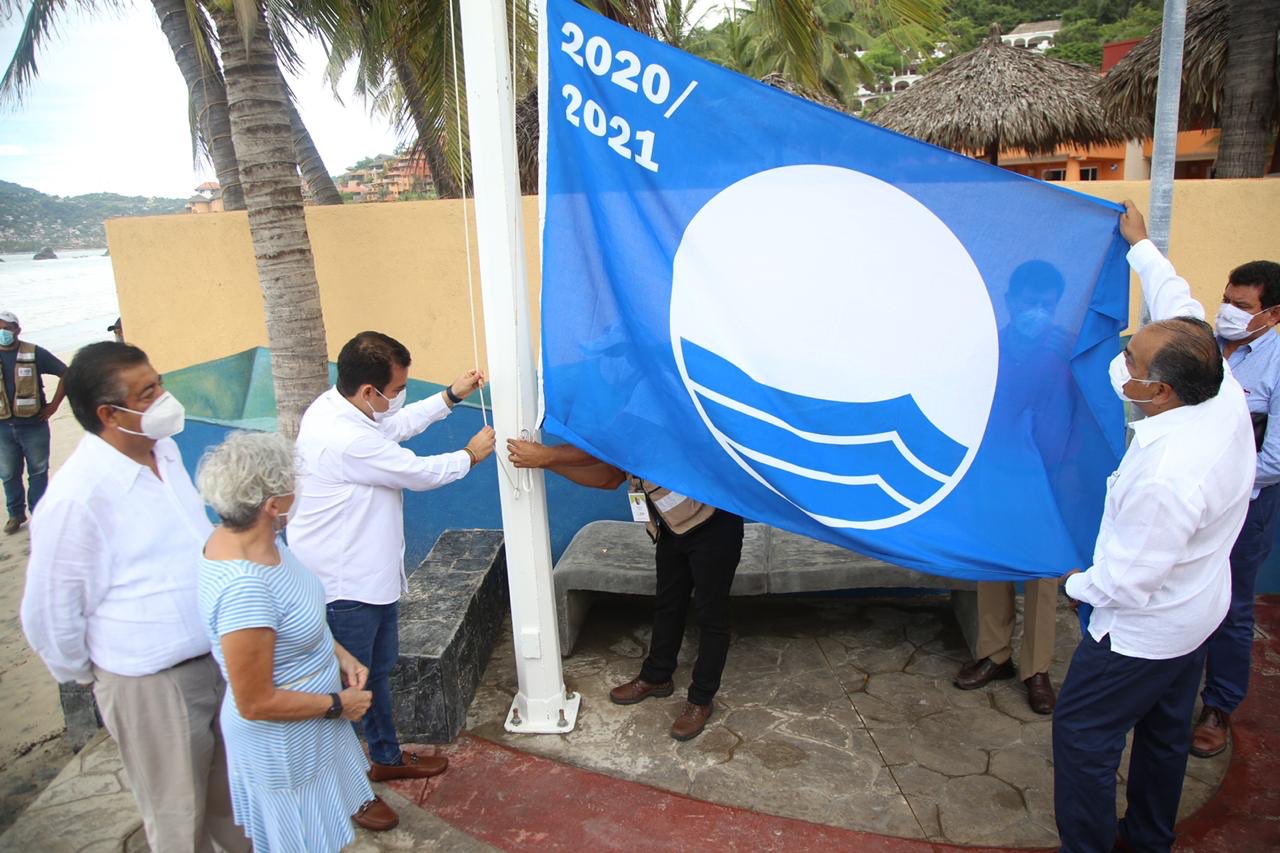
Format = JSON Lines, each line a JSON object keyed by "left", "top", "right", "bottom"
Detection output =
{"left": 211, "top": 0, "right": 330, "bottom": 436}
{"left": 1215, "top": 0, "right": 1280, "bottom": 177}
{"left": 1, "top": 0, "right": 237, "bottom": 209}
{"left": 1098, "top": 0, "right": 1280, "bottom": 179}
{"left": 2, "top": 0, "right": 343, "bottom": 205}
{"left": 151, "top": 0, "right": 246, "bottom": 209}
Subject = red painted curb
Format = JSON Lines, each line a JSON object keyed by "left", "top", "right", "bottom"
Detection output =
{"left": 1174, "top": 596, "right": 1280, "bottom": 852}
{"left": 393, "top": 596, "right": 1280, "bottom": 852}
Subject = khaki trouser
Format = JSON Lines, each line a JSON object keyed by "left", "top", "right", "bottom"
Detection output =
{"left": 975, "top": 578, "right": 1058, "bottom": 676}
{"left": 92, "top": 655, "right": 250, "bottom": 853}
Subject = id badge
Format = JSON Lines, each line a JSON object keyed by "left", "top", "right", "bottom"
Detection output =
{"left": 17, "top": 367, "right": 33, "bottom": 378}
{"left": 628, "top": 491, "right": 651, "bottom": 523}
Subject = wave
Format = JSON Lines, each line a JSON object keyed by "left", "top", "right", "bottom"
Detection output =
{"left": 681, "top": 339, "right": 968, "bottom": 522}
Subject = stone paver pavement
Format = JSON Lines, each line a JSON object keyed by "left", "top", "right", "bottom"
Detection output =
{"left": 0, "top": 732, "right": 495, "bottom": 852}
{"left": 468, "top": 595, "right": 1230, "bottom": 847}
{"left": 0, "top": 593, "right": 1233, "bottom": 850}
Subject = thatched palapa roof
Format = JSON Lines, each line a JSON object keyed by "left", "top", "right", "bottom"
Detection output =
{"left": 759, "top": 71, "right": 849, "bottom": 113}
{"left": 870, "top": 24, "right": 1147, "bottom": 162}
{"left": 1096, "top": 0, "right": 1233, "bottom": 133}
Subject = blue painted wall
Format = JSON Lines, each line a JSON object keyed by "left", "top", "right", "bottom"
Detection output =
{"left": 168, "top": 350, "right": 629, "bottom": 568}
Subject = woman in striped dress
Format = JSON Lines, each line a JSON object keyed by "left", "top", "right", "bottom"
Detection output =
{"left": 195, "top": 431, "right": 399, "bottom": 851}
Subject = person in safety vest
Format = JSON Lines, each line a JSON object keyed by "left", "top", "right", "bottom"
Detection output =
{"left": 0, "top": 310, "right": 66, "bottom": 534}
{"left": 508, "top": 438, "right": 743, "bottom": 742}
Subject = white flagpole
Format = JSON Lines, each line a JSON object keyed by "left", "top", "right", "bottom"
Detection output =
{"left": 459, "top": 0, "right": 580, "bottom": 734}
{"left": 1146, "top": 0, "right": 1188, "bottom": 258}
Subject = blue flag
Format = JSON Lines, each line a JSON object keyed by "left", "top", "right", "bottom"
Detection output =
{"left": 538, "top": 0, "right": 1129, "bottom": 581}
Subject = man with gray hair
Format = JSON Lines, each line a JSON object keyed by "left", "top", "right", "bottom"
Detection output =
{"left": 1053, "top": 202, "right": 1255, "bottom": 852}
{"left": 20, "top": 341, "right": 248, "bottom": 853}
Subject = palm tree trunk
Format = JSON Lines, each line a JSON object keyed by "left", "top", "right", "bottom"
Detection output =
{"left": 391, "top": 55, "right": 462, "bottom": 199}
{"left": 421, "top": 134, "right": 461, "bottom": 199}
{"left": 151, "top": 0, "right": 245, "bottom": 210}
{"left": 284, "top": 87, "right": 343, "bottom": 205}
{"left": 212, "top": 3, "right": 330, "bottom": 437}
{"left": 1215, "top": 0, "right": 1280, "bottom": 177}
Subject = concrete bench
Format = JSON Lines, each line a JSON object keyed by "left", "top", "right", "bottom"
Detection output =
{"left": 553, "top": 520, "right": 980, "bottom": 656}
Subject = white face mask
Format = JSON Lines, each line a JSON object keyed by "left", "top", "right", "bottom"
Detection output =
{"left": 366, "top": 387, "right": 406, "bottom": 422}
{"left": 1013, "top": 307, "right": 1053, "bottom": 339}
{"left": 1215, "top": 303, "right": 1273, "bottom": 341}
{"left": 113, "top": 392, "right": 186, "bottom": 439}
{"left": 268, "top": 493, "right": 293, "bottom": 533}
{"left": 1109, "top": 353, "right": 1161, "bottom": 404}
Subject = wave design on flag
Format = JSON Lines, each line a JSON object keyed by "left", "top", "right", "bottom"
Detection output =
{"left": 680, "top": 340, "right": 968, "bottom": 525}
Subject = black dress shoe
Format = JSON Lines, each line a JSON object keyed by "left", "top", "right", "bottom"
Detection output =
{"left": 954, "top": 657, "right": 1016, "bottom": 690}
{"left": 1024, "top": 672, "right": 1056, "bottom": 714}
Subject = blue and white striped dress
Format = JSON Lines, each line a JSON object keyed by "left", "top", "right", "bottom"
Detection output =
{"left": 199, "top": 545, "right": 373, "bottom": 853}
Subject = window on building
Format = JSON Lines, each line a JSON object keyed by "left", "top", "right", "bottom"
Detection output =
{"left": 1080, "top": 167, "right": 1099, "bottom": 181}
{"left": 1042, "top": 169, "right": 1066, "bottom": 181}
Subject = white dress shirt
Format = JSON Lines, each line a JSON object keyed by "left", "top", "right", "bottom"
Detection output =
{"left": 1065, "top": 239, "right": 1255, "bottom": 659}
{"left": 21, "top": 435, "right": 214, "bottom": 683}
{"left": 289, "top": 387, "right": 471, "bottom": 605}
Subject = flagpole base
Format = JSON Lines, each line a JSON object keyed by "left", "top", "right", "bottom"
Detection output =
{"left": 504, "top": 691, "right": 581, "bottom": 734}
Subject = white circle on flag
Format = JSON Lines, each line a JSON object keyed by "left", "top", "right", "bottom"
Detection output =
{"left": 670, "top": 165, "right": 999, "bottom": 529}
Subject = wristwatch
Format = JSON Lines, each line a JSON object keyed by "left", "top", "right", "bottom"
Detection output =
{"left": 445, "top": 386, "right": 463, "bottom": 404}
{"left": 324, "top": 692, "right": 342, "bottom": 719}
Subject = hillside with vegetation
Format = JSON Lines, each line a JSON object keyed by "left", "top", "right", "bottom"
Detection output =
{"left": 685, "top": 0, "right": 1162, "bottom": 114}
{"left": 0, "top": 180, "right": 188, "bottom": 253}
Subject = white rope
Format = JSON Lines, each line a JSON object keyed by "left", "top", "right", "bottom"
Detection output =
{"left": 450, "top": 0, "right": 527, "bottom": 496}
{"left": 447, "top": 0, "right": 489, "bottom": 429}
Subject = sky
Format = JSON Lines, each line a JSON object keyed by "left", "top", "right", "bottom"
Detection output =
{"left": 0, "top": 1, "right": 730, "bottom": 200}
{"left": 0, "top": 3, "right": 402, "bottom": 199}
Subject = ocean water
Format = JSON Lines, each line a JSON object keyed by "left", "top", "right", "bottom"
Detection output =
{"left": 0, "top": 250, "right": 120, "bottom": 357}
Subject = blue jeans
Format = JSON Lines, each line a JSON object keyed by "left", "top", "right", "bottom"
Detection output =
{"left": 1201, "top": 483, "right": 1280, "bottom": 715}
{"left": 325, "top": 600, "right": 402, "bottom": 766}
{"left": 1053, "top": 632, "right": 1207, "bottom": 853}
{"left": 0, "top": 419, "right": 50, "bottom": 519}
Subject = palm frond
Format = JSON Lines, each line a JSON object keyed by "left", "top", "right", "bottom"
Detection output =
{"left": 3, "top": 0, "right": 68, "bottom": 106}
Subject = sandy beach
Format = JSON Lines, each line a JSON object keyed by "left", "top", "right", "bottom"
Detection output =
{"left": 0, "top": 376, "right": 92, "bottom": 832}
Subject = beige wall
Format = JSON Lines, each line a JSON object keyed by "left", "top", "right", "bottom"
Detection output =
{"left": 108, "top": 181, "right": 1278, "bottom": 379}
{"left": 1059, "top": 179, "right": 1279, "bottom": 334}
{"left": 106, "top": 198, "right": 543, "bottom": 383}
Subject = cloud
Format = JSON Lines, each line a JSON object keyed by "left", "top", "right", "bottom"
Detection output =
{"left": 0, "top": 5, "right": 398, "bottom": 197}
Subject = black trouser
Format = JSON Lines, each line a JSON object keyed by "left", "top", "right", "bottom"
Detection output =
{"left": 638, "top": 510, "right": 744, "bottom": 705}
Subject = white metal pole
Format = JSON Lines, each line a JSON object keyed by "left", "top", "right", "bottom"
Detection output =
{"left": 459, "top": 0, "right": 580, "bottom": 734}
{"left": 1147, "top": 0, "right": 1188, "bottom": 257}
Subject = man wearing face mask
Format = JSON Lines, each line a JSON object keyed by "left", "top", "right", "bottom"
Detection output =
{"left": 20, "top": 341, "right": 249, "bottom": 853}
{"left": 0, "top": 310, "right": 68, "bottom": 534}
{"left": 955, "top": 263, "right": 1070, "bottom": 714}
{"left": 1188, "top": 258, "right": 1280, "bottom": 759}
{"left": 1052, "top": 202, "right": 1255, "bottom": 853}
{"left": 288, "top": 331, "right": 495, "bottom": 802}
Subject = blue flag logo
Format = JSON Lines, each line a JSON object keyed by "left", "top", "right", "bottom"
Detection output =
{"left": 539, "top": 0, "right": 1129, "bottom": 580}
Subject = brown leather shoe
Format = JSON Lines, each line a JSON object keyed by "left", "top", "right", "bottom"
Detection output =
{"left": 670, "top": 701, "right": 713, "bottom": 741}
{"left": 1024, "top": 672, "right": 1056, "bottom": 715}
{"left": 367, "top": 750, "right": 448, "bottom": 781}
{"left": 1191, "top": 706, "right": 1230, "bottom": 758}
{"left": 954, "top": 657, "right": 1016, "bottom": 690}
{"left": 3, "top": 515, "right": 25, "bottom": 535}
{"left": 353, "top": 796, "right": 398, "bottom": 832}
{"left": 609, "top": 676, "right": 674, "bottom": 706}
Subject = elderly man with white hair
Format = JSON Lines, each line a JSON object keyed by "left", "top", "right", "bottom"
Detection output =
{"left": 196, "top": 430, "right": 402, "bottom": 847}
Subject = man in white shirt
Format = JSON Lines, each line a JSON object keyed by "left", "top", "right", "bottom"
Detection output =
{"left": 289, "top": 331, "right": 494, "bottom": 794}
{"left": 1054, "top": 202, "right": 1255, "bottom": 852}
{"left": 20, "top": 342, "right": 248, "bottom": 853}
